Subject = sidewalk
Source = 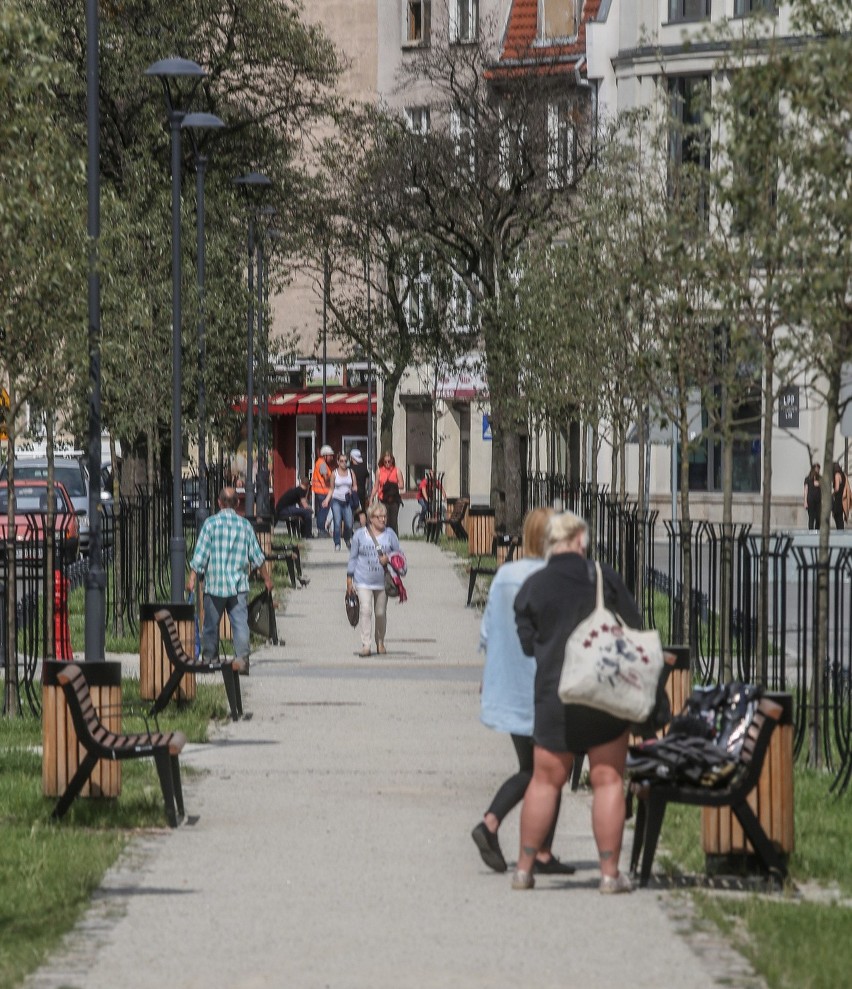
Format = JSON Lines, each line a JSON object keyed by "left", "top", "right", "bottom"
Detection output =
{"left": 26, "top": 534, "right": 761, "bottom": 989}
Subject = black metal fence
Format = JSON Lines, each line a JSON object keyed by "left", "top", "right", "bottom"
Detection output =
{"left": 523, "top": 470, "right": 852, "bottom": 791}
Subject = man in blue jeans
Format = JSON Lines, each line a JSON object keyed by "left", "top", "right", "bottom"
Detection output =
{"left": 187, "top": 486, "right": 273, "bottom": 675}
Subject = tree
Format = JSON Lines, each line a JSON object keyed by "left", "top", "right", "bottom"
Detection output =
{"left": 389, "top": 16, "right": 594, "bottom": 529}
{"left": 0, "top": 2, "right": 85, "bottom": 714}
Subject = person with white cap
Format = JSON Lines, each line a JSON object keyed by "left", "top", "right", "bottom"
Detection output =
{"left": 311, "top": 445, "right": 335, "bottom": 536}
{"left": 349, "top": 448, "right": 370, "bottom": 527}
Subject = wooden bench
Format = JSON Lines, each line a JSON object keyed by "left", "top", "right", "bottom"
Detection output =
{"left": 153, "top": 609, "right": 243, "bottom": 721}
{"left": 51, "top": 664, "right": 186, "bottom": 828}
{"left": 466, "top": 533, "right": 520, "bottom": 606}
{"left": 629, "top": 695, "right": 786, "bottom": 886}
{"left": 425, "top": 497, "right": 469, "bottom": 544}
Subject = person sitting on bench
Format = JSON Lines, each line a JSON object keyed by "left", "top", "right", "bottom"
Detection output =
{"left": 275, "top": 475, "right": 313, "bottom": 539}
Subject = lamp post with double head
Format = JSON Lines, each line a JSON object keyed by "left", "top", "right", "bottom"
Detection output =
{"left": 233, "top": 172, "right": 272, "bottom": 520}
{"left": 182, "top": 112, "right": 225, "bottom": 528}
{"left": 144, "top": 57, "right": 205, "bottom": 604}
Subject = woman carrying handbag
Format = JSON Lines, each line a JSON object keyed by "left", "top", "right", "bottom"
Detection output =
{"left": 510, "top": 511, "right": 643, "bottom": 894}
{"left": 345, "top": 502, "right": 402, "bottom": 657}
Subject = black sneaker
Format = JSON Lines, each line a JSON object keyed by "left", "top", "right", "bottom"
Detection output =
{"left": 471, "top": 822, "right": 507, "bottom": 873}
{"left": 533, "top": 856, "right": 576, "bottom": 876}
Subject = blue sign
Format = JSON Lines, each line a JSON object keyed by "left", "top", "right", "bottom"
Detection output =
{"left": 482, "top": 414, "right": 492, "bottom": 441}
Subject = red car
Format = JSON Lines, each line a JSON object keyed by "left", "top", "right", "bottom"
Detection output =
{"left": 0, "top": 480, "right": 80, "bottom": 563}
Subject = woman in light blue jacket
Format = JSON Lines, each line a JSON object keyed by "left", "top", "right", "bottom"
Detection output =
{"left": 471, "top": 507, "right": 574, "bottom": 877}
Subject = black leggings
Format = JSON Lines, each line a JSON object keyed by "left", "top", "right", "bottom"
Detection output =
{"left": 485, "top": 734, "right": 560, "bottom": 848}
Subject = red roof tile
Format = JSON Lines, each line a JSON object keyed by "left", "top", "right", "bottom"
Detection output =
{"left": 499, "top": 0, "right": 600, "bottom": 70}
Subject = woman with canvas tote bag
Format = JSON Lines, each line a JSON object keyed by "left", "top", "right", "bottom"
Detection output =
{"left": 510, "top": 511, "right": 643, "bottom": 894}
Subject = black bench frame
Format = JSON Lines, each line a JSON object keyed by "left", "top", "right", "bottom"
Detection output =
{"left": 153, "top": 608, "right": 243, "bottom": 721}
{"left": 467, "top": 533, "right": 520, "bottom": 606}
{"left": 629, "top": 696, "right": 786, "bottom": 885}
{"left": 425, "top": 497, "right": 469, "bottom": 544}
{"left": 51, "top": 664, "right": 186, "bottom": 827}
{"left": 269, "top": 519, "right": 306, "bottom": 589}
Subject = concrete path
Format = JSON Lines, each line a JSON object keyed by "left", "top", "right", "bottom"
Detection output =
{"left": 26, "top": 533, "right": 761, "bottom": 989}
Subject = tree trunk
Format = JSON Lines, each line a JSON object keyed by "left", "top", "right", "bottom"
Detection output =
{"left": 3, "top": 392, "right": 19, "bottom": 717}
{"left": 379, "top": 364, "right": 404, "bottom": 462}
{"left": 146, "top": 429, "right": 156, "bottom": 603}
{"left": 720, "top": 431, "right": 734, "bottom": 682}
{"left": 758, "top": 343, "right": 775, "bottom": 682}
{"left": 678, "top": 401, "right": 693, "bottom": 651}
{"left": 111, "top": 434, "right": 124, "bottom": 638}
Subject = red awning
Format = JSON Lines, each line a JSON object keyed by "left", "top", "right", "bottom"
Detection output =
{"left": 258, "top": 390, "right": 377, "bottom": 416}
{"left": 234, "top": 390, "right": 376, "bottom": 415}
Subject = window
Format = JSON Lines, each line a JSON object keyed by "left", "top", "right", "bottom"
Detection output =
{"left": 668, "top": 0, "right": 709, "bottom": 22}
{"left": 498, "top": 108, "right": 528, "bottom": 190}
{"left": 668, "top": 75, "right": 711, "bottom": 222}
{"left": 404, "top": 255, "right": 431, "bottom": 329}
{"left": 539, "top": 0, "right": 578, "bottom": 40}
{"left": 734, "top": 0, "right": 775, "bottom": 14}
{"left": 450, "top": 0, "right": 478, "bottom": 42}
{"left": 679, "top": 389, "right": 762, "bottom": 493}
{"left": 450, "top": 105, "right": 476, "bottom": 175}
{"left": 405, "top": 105, "right": 431, "bottom": 134}
{"left": 405, "top": 0, "right": 431, "bottom": 45}
{"left": 547, "top": 102, "right": 576, "bottom": 189}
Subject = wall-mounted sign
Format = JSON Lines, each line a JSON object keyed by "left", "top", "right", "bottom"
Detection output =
{"left": 778, "top": 386, "right": 799, "bottom": 428}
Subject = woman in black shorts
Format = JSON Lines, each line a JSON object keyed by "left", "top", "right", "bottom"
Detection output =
{"left": 511, "top": 511, "right": 642, "bottom": 894}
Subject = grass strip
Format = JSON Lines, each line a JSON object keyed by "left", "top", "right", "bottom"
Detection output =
{"left": 0, "top": 679, "right": 229, "bottom": 989}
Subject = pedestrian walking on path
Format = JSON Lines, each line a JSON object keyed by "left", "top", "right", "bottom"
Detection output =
{"left": 346, "top": 501, "right": 401, "bottom": 656}
{"left": 472, "top": 507, "right": 574, "bottom": 878}
{"left": 513, "top": 511, "right": 642, "bottom": 893}
{"left": 187, "top": 486, "right": 273, "bottom": 675}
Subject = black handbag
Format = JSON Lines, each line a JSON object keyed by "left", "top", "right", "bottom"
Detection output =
{"left": 345, "top": 590, "right": 360, "bottom": 627}
{"left": 248, "top": 588, "right": 278, "bottom": 644}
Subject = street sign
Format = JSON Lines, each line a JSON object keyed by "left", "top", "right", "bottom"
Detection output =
{"left": 778, "top": 386, "right": 799, "bottom": 428}
{"left": 482, "top": 414, "right": 492, "bottom": 441}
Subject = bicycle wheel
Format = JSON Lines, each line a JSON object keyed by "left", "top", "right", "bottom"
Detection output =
{"left": 412, "top": 513, "right": 425, "bottom": 537}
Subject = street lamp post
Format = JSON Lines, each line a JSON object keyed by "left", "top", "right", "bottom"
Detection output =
{"left": 233, "top": 173, "right": 272, "bottom": 520}
{"left": 145, "top": 57, "right": 205, "bottom": 603}
{"left": 84, "top": 0, "right": 105, "bottom": 665}
{"left": 182, "top": 112, "right": 225, "bottom": 528}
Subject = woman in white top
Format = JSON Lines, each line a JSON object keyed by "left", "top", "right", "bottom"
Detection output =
{"left": 323, "top": 453, "right": 355, "bottom": 551}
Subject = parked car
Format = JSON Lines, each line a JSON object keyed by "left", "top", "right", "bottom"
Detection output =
{"left": 0, "top": 480, "right": 80, "bottom": 563}
{"left": 0, "top": 455, "right": 110, "bottom": 554}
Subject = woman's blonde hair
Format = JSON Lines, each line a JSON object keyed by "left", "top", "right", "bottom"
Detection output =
{"left": 522, "top": 507, "right": 554, "bottom": 558}
{"left": 367, "top": 501, "right": 388, "bottom": 520}
{"left": 544, "top": 511, "right": 588, "bottom": 558}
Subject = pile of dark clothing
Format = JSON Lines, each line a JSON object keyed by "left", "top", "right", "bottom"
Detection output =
{"left": 627, "top": 682, "right": 763, "bottom": 789}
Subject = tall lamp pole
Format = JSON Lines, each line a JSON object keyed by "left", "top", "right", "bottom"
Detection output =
{"left": 84, "top": 0, "right": 105, "bottom": 663}
{"left": 233, "top": 172, "right": 272, "bottom": 520}
{"left": 183, "top": 111, "right": 225, "bottom": 527}
{"left": 145, "top": 57, "right": 205, "bottom": 603}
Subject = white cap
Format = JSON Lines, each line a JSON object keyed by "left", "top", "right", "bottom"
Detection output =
{"left": 320, "top": 444, "right": 334, "bottom": 456}
{"left": 350, "top": 449, "right": 363, "bottom": 464}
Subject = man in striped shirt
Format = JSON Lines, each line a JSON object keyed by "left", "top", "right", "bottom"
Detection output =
{"left": 187, "top": 487, "right": 273, "bottom": 674}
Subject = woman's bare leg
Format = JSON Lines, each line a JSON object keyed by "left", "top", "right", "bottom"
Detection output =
{"left": 516, "top": 746, "right": 572, "bottom": 875}
{"left": 587, "top": 731, "right": 629, "bottom": 879}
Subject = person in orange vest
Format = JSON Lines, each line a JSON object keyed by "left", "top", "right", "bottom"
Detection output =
{"left": 312, "top": 445, "right": 335, "bottom": 536}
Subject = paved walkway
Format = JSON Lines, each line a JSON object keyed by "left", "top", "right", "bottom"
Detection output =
{"left": 26, "top": 534, "right": 762, "bottom": 989}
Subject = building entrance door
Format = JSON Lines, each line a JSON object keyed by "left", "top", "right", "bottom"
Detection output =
{"left": 296, "top": 417, "right": 316, "bottom": 482}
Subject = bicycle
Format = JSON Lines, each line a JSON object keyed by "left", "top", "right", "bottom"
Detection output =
{"left": 411, "top": 498, "right": 445, "bottom": 537}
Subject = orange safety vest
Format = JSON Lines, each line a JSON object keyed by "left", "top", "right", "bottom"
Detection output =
{"left": 311, "top": 457, "right": 331, "bottom": 497}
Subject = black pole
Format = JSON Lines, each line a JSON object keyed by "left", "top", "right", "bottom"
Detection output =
{"left": 245, "top": 214, "right": 255, "bottom": 519}
{"left": 168, "top": 107, "right": 186, "bottom": 602}
{"left": 84, "top": 0, "right": 105, "bottom": 662}
{"left": 365, "top": 243, "right": 373, "bottom": 472}
{"left": 196, "top": 151, "right": 209, "bottom": 526}
{"left": 322, "top": 250, "right": 328, "bottom": 446}
{"left": 254, "top": 234, "right": 266, "bottom": 518}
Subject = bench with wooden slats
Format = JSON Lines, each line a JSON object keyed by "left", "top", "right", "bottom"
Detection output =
{"left": 153, "top": 609, "right": 243, "bottom": 721}
{"left": 51, "top": 664, "right": 186, "bottom": 828}
{"left": 425, "top": 497, "right": 470, "bottom": 544}
{"left": 629, "top": 696, "right": 786, "bottom": 886}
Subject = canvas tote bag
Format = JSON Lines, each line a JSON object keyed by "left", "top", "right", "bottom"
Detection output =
{"left": 558, "top": 562, "right": 663, "bottom": 722}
